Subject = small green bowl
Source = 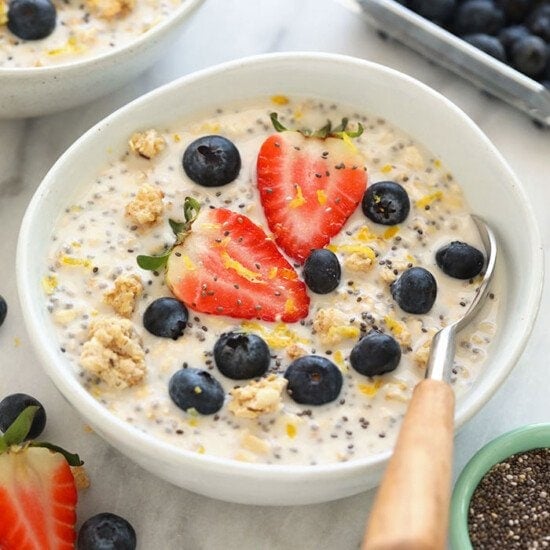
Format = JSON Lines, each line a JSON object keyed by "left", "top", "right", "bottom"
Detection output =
{"left": 450, "top": 423, "right": 550, "bottom": 549}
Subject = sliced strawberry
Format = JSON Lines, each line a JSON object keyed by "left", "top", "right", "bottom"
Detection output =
{"left": 256, "top": 115, "right": 368, "bottom": 263}
{"left": 0, "top": 447, "right": 77, "bottom": 550}
{"left": 0, "top": 408, "right": 80, "bottom": 550}
{"left": 163, "top": 206, "right": 309, "bottom": 322}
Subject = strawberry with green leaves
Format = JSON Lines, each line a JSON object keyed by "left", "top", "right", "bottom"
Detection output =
{"left": 256, "top": 113, "right": 368, "bottom": 263}
{"left": 137, "top": 198, "right": 309, "bottom": 323}
{"left": 0, "top": 406, "right": 82, "bottom": 550}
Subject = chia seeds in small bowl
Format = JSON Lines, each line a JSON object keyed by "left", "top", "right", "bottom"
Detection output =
{"left": 450, "top": 424, "right": 550, "bottom": 549}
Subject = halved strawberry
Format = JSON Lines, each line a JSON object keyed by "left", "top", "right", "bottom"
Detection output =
{"left": 256, "top": 114, "right": 368, "bottom": 263}
{"left": 138, "top": 198, "right": 309, "bottom": 323}
{"left": 0, "top": 407, "right": 82, "bottom": 550}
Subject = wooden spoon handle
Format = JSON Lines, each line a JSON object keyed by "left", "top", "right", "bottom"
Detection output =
{"left": 362, "top": 379, "right": 455, "bottom": 550}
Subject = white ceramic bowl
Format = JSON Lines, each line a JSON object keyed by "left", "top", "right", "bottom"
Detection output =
{"left": 17, "top": 53, "right": 543, "bottom": 505}
{"left": 0, "top": 0, "right": 204, "bottom": 119}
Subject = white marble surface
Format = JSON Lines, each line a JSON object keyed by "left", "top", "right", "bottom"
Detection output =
{"left": 0, "top": 0, "right": 549, "bottom": 548}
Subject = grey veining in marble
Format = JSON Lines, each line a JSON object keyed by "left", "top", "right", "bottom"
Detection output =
{"left": 0, "top": 0, "right": 548, "bottom": 548}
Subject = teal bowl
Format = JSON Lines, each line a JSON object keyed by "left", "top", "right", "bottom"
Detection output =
{"left": 450, "top": 423, "right": 550, "bottom": 549}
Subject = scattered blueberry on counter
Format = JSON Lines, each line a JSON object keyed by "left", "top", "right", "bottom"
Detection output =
{"left": 143, "top": 297, "right": 189, "bottom": 340}
{"left": 390, "top": 266, "right": 438, "bottom": 314}
{"left": 436, "top": 241, "right": 485, "bottom": 279}
{"left": 7, "top": 0, "right": 57, "bottom": 40}
{"left": 169, "top": 367, "right": 225, "bottom": 415}
{"left": 303, "top": 249, "right": 341, "bottom": 294}
{"left": 0, "top": 393, "right": 47, "bottom": 439}
{"left": 182, "top": 135, "right": 241, "bottom": 187}
{"left": 397, "top": 0, "right": 550, "bottom": 84}
{"left": 284, "top": 356, "right": 343, "bottom": 406}
{"left": 77, "top": 513, "right": 136, "bottom": 550}
{"left": 350, "top": 331, "right": 402, "bottom": 377}
{"left": 214, "top": 332, "right": 270, "bottom": 380}
{"left": 0, "top": 295, "right": 6, "bottom": 328}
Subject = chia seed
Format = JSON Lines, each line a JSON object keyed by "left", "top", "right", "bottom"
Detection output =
{"left": 468, "top": 448, "right": 550, "bottom": 548}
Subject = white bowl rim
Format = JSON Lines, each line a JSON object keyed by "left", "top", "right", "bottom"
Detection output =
{"left": 0, "top": 0, "right": 204, "bottom": 76}
{"left": 17, "top": 51, "right": 544, "bottom": 480}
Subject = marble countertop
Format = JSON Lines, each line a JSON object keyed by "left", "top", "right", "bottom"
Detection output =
{"left": 0, "top": 0, "right": 548, "bottom": 548}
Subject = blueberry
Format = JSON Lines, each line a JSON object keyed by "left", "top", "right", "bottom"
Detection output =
{"left": 0, "top": 393, "right": 46, "bottom": 439}
{"left": 511, "top": 35, "right": 548, "bottom": 76}
{"left": 0, "top": 295, "right": 6, "bottom": 328}
{"left": 361, "top": 181, "right": 410, "bottom": 226}
{"left": 526, "top": 4, "right": 550, "bottom": 42}
{"left": 436, "top": 241, "right": 485, "bottom": 279}
{"left": 182, "top": 135, "right": 241, "bottom": 187}
{"left": 169, "top": 368, "right": 224, "bottom": 415}
{"left": 284, "top": 356, "right": 343, "bottom": 406}
{"left": 408, "top": 0, "right": 456, "bottom": 23}
{"left": 143, "top": 297, "right": 188, "bottom": 340}
{"left": 390, "top": 267, "right": 437, "bottom": 314}
{"left": 303, "top": 249, "right": 341, "bottom": 294}
{"left": 7, "top": 0, "right": 56, "bottom": 40}
{"left": 495, "top": 0, "right": 535, "bottom": 23}
{"left": 454, "top": 0, "right": 505, "bottom": 36}
{"left": 350, "top": 331, "right": 401, "bottom": 377}
{"left": 464, "top": 33, "right": 507, "bottom": 61}
{"left": 77, "top": 513, "right": 136, "bottom": 550}
{"left": 498, "top": 25, "right": 530, "bottom": 54}
{"left": 214, "top": 332, "right": 270, "bottom": 380}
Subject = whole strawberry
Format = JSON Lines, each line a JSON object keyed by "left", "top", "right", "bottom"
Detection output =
{"left": 0, "top": 406, "right": 82, "bottom": 550}
{"left": 256, "top": 113, "right": 368, "bottom": 263}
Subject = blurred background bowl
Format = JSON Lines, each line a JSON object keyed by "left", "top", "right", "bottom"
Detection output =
{"left": 0, "top": 0, "right": 204, "bottom": 119}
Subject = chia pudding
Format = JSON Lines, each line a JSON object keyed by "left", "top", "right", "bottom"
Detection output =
{"left": 44, "top": 96, "right": 499, "bottom": 466}
{"left": 0, "top": 0, "right": 183, "bottom": 68}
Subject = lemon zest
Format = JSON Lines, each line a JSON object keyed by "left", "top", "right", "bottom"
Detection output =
{"left": 42, "top": 275, "right": 58, "bottom": 295}
{"left": 289, "top": 185, "right": 306, "bottom": 208}
{"left": 284, "top": 299, "right": 297, "bottom": 315}
{"left": 286, "top": 423, "right": 297, "bottom": 438}
{"left": 358, "top": 378, "right": 384, "bottom": 397}
{"left": 48, "top": 36, "right": 85, "bottom": 56}
{"left": 384, "top": 315, "right": 404, "bottom": 336}
{"left": 333, "top": 350, "right": 348, "bottom": 372}
{"left": 383, "top": 226, "right": 399, "bottom": 239}
{"left": 381, "top": 164, "right": 393, "bottom": 174}
{"left": 416, "top": 191, "right": 443, "bottom": 209}
{"left": 200, "top": 122, "right": 221, "bottom": 133}
{"left": 182, "top": 255, "right": 197, "bottom": 271}
{"left": 241, "top": 321, "right": 309, "bottom": 349}
{"left": 327, "top": 326, "right": 360, "bottom": 341}
{"left": 60, "top": 256, "right": 92, "bottom": 269}
{"left": 317, "top": 189, "right": 327, "bottom": 205}
{"left": 327, "top": 244, "right": 375, "bottom": 259}
{"left": 221, "top": 252, "right": 263, "bottom": 283}
{"left": 356, "top": 226, "right": 378, "bottom": 242}
{"left": 0, "top": 0, "right": 7, "bottom": 25}
{"left": 271, "top": 95, "right": 289, "bottom": 105}
{"left": 340, "top": 131, "right": 357, "bottom": 153}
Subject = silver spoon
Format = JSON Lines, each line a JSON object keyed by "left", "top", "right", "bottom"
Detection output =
{"left": 363, "top": 216, "right": 497, "bottom": 550}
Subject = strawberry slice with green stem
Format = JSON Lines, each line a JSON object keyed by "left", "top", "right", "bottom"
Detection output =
{"left": 256, "top": 113, "right": 368, "bottom": 263}
{"left": 137, "top": 198, "right": 309, "bottom": 323}
{"left": 0, "top": 406, "right": 82, "bottom": 550}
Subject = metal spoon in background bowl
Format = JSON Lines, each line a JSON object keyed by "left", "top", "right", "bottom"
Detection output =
{"left": 363, "top": 216, "right": 497, "bottom": 550}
